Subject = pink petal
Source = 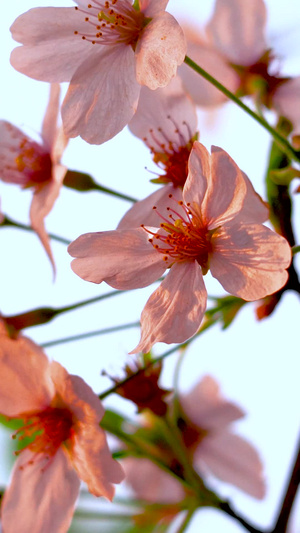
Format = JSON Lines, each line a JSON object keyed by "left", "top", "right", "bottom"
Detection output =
{"left": 1, "top": 448, "right": 80, "bottom": 533}
{"left": 183, "top": 142, "right": 211, "bottom": 210}
{"left": 234, "top": 172, "right": 269, "bottom": 224}
{"left": 179, "top": 37, "right": 239, "bottom": 106}
{"left": 49, "top": 362, "right": 125, "bottom": 498}
{"left": 139, "top": 0, "right": 169, "bottom": 17}
{"left": 68, "top": 227, "right": 167, "bottom": 289}
{"left": 30, "top": 164, "right": 66, "bottom": 273}
{"left": 62, "top": 45, "right": 140, "bottom": 144}
{"left": 206, "top": 0, "right": 267, "bottom": 66}
{"left": 273, "top": 77, "right": 300, "bottom": 131}
{"left": 181, "top": 376, "right": 245, "bottom": 431}
{"left": 0, "top": 331, "right": 53, "bottom": 417}
{"left": 41, "top": 84, "right": 61, "bottom": 151}
{"left": 117, "top": 185, "right": 182, "bottom": 229}
{"left": 129, "top": 76, "right": 198, "bottom": 149}
{"left": 50, "top": 362, "right": 104, "bottom": 422}
{"left": 202, "top": 145, "right": 247, "bottom": 228}
{"left": 195, "top": 432, "right": 266, "bottom": 499}
{"left": 0, "top": 121, "right": 40, "bottom": 186}
{"left": 10, "top": 8, "right": 90, "bottom": 82}
{"left": 210, "top": 223, "right": 291, "bottom": 300}
{"left": 70, "top": 425, "right": 124, "bottom": 500}
{"left": 123, "top": 457, "right": 185, "bottom": 503}
{"left": 131, "top": 261, "right": 207, "bottom": 353}
{"left": 51, "top": 125, "right": 69, "bottom": 166}
{"left": 135, "top": 12, "right": 186, "bottom": 90}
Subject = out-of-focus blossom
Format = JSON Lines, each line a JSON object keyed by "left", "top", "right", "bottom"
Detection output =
{"left": 69, "top": 141, "right": 291, "bottom": 353}
{"left": 10, "top": 1, "right": 186, "bottom": 145}
{"left": 124, "top": 375, "right": 265, "bottom": 501}
{"left": 119, "top": 76, "right": 198, "bottom": 229}
{"left": 0, "top": 85, "right": 68, "bottom": 272}
{"left": 179, "top": 0, "right": 300, "bottom": 130}
{"left": 0, "top": 321, "right": 124, "bottom": 533}
{"left": 106, "top": 360, "right": 170, "bottom": 415}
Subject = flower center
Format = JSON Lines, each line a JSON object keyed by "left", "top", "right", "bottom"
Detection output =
{"left": 232, "top": 51, "right": 290, "bottom": 107}
{"left": 13, "top": 405, "right": 74, "bottom": 460}
{"left": 74, "top": 0, "right": 146, "bottom": 47}
{"left": 9, "top": 137, "right": 52, "bottom": 188}
{"left": 143, "top": 118, "right": 196, "bottom": 188}
{"left": 143, "top": 196, "right": 213, "bottom": 273}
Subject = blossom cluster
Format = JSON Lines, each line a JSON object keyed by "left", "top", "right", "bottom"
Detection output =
{"left": 0, "top": 0, "right": 299, "bottom": 532}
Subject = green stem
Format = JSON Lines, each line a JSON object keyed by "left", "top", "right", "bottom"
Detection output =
{"left": 292, "top": 245, "right": 300, "bottom": 255}
{"left": 4, "top": 290, "right": 122, "bottom": 331}
{"left": 74, "top": 510, "right": 133, "bottom": 521}
{"left": 41, "top": 321, "right": 140, "bottom": 348}
{"left": 184, "top": 56, "right": 300, "bottom": 163}
{"left": 0, "top": 215, "right": 70, "bottom": 245}
{"left": 63, "top": 170, "right": 137, "bottom": 203}
{"left": 176, "top": 506, "right": 197, "bottom": 533}
{"left": 99, "top": 309, "right": 220, "bottom": 400}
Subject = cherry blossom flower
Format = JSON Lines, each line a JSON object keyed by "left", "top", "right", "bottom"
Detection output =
{"left": 10, "top": 1, "right": 186, "bottom": 145}
{"left": 118, "top": 76, "right": 198, "bottom": 229}
{"left": 124, "top": 375, "right": 265, "bottom": 501}
{"left": 0, "top": 85, "right": 68, "bottom": 273}
{"left": 68, "top": 141, "right": 291, "bottom": 353}
{"left": 179, "top": 0, "right": 300, "bottom": 129}
{"left": 0, "top": 321, "right": 124, "bottom": 533}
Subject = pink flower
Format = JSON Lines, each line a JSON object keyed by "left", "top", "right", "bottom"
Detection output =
{"left": 10, "top": 1, "right": 186, "bottom": 145}
{"left": 0, "top": 85, "right": 68, "bottom": 272}
{"left": 0, "top": 321, "right": 124, "bottom": 533}
{"left": 179, "top": 0, "right": 300, "bottom": 129}
{"left": 119, "top": 76, "right": 198, "bottom": 229}
{"left": 124, "top": 376, "right": 265, "bottom": 501}
{"left": 68, "top": 142, "right": 291, "bottom": 353}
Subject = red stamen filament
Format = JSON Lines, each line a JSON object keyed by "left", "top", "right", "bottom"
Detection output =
{"left": 143, "top": 197, "right": 213, "bottom": 267}
{"left": 74, "top": 0, "right": 144, "bottom": 46}
{"left": 13, "top": 406, "right": 74, "bottom": 459}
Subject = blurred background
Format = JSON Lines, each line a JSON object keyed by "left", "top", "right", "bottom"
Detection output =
{"left": 0, "top": 0, "right": 299, "bottom": 531}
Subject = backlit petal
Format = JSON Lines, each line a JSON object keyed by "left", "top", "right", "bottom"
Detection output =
{"left": 179, "top": 37, "right": 239, "bottom": 106}
{"left": 30, "top": 164, "right": 67, "bottom": 274}
{"left": 69, "top": 227, "right": 166, "bottom": 289}
{"left": 195, "top": 432, "right": 266, "bottom": 498}
{"left": 273, "top": 77, "right": 300, "bottom": 131}
{"left": 71, "top": 425, "right": 124, "bottom": 500}
{"left": 210, "top": 223, "right": 291, "bottom": 300}
{"left": 135, "top": 12, "right": 186, "bottom": 90}
{"left": 129, "top": 77, "right": 197, "bottom": 148}
{"left": 62, "top": 45, "right": 140, "bottom": 144}
{"left": 206, "top": 0, "right": 267, "bottom": 66}
{"left": 139, "top": 0, "right": 169, "bottom": 17}
{"left": 131, "top": 261, "right": 207, "bottom": 353}
{"left": 0, "top": 331, "right": 53, "bottom": 417}
{"left": 181, "top": 376, "right": 245, "bottom": 431}
{"left": 41, "top": 84, "right": 61, "bottom": 151}
{"left": 117, "top": 185, "right": 182, "bottom": 229}
{"left": 234, "top": 172, "right": 269, "bottom": 224}
{"left": 183, "top": 142, "right": 211, "bottom": 211}
{"left": 10, "top": 8, "right": 89, "bottom": 82}
{"left": 123, "top": 457, "right": 184, "bottom": 503}
{"left": 1, "top": 449, "right": 80, "bottom": 533}
{"left": 202, "top": 145, "right": 247, "bottom": 227}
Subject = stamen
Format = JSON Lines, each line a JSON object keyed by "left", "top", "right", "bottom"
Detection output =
{"left": 143, "top": 200, "right": 213, "bottom": 270}
{"left": 74, "top": 0, "right": 144, "bottom": 47}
